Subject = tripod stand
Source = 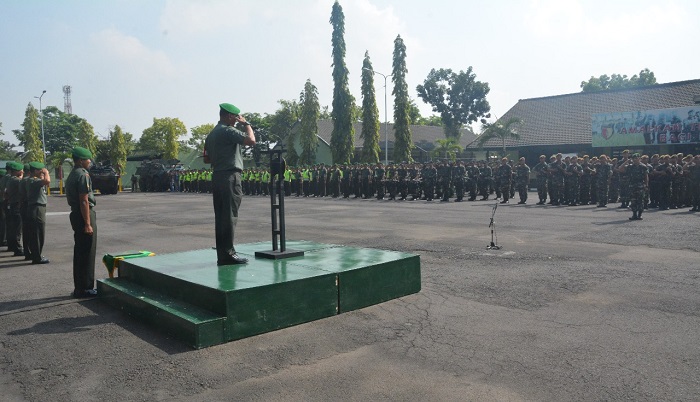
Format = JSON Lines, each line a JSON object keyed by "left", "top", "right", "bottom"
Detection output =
{"left": 487, "top": 203, "right": 501, "bottom": 250}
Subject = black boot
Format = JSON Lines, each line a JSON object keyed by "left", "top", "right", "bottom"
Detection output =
{"left": 637, "top": 210, "right": 642, "bottom": 220}
{"left": 629, "top": 211, "right": 638, "bottom": 220}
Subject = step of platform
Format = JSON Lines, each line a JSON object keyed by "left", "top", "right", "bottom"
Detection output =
{"left": 98, "top": 278, "right": 226, "bottom": 349}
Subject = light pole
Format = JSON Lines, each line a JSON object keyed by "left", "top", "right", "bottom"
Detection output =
{"left": 34, "top": 90, "right": 47, "bottom": 163}
{"left": 364, "top": 68, "right": 392, "bottom": 165}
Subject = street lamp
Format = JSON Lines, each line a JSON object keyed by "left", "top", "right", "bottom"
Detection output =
{"left": 363, "top": 68, "right": 392, "bottom": 165}
{"left": 34, "top": 90, "right": 47, "bottom": 163}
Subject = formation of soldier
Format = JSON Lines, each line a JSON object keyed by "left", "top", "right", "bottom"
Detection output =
{"left": 156, "top": 151, "right": 700, "bottom": 218}
{"left": 0, "top": 161, "right": 51, "bottom": 263}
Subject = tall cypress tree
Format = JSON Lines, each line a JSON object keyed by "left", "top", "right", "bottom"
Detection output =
{"left": 392, "top": 35, "right": 413, "bottom": 162}
{"left": 19, "top": 103, "right": 44, "bottom": 162}
{"left": 299, "top": 79, "right": 320, "bottom": 166}
{"left": 109, "top": 125, "right": 127, "bottom": 172}
{"left": 360, "top": 51, "right": 380, "bottom": 164}
{"left": 329, "top": 1, "right": 355, "bottom": 164}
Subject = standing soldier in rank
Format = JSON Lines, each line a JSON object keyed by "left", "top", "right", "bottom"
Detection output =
{"left": 594, "top": 155, "right": 612, "bottom": 207}
{"left": 0, "top": 168, "right": 7, "bottom": 248}
{"left": 20, "top": 164, "right": 33, "bottom": 261}
{"left": 496, "top": 157, "right": 513, "bottom": 204}
{"left": 515, "top": 157, "right": 531, "bottom": 204}
{"left": 619, "top": 153, "right": 648, "bottom": 220}
{"left": 26, "top": 162, "right": 50, "bottom": 264}
{"left": 466, "top": 161, "right": 479, "bottom": 201}
{"left": 5, "top": 162, "right": 25, "bottom": 256}
{"left": 532, "top": 155, "right": 549, "bottom": 205}
{"left": 452, "top": 161, "right": 467, "bottom": 202}
{"left": 580, "top": 155, "right": 594, "bottom": 205}
{"left": 65, "top": 147, "right": 98, "bottom": 297}
{"left": 373, "top": 163, "right": 385, "bottom": 200}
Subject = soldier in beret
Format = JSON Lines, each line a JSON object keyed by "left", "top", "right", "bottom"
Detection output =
{"left": 26, "top": 162, "right": 50, "bottom": 264}
{"left": 0, "top": 168, "right": 7, "bottom": 247}
{"left": 204, "top": 103, "right": 256, "bottom": 265}
{"left": 65, "top": 147, "right": 98, "bottom": 297}
{"left": 5, "top": 161, "right": 26, "bottom": 256}
{"left": 619, "top": 153, "right": 648, "bottom": 220}
{"left": 20, "top": 164, "right": 34, "bottom": 261}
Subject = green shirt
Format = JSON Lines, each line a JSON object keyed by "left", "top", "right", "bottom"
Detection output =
{"left": 65, "top": 167, "right": 96, "bottom": 210}
{"left": 204, "top": 122, "right": 246, "bottom": 172}
{"left": 27, "top": 177, "right": 48, "bottom": 205}
{"left": 5, "top": 176, "right": 22, "bottom": 204}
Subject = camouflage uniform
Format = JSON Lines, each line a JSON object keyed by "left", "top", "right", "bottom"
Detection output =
{"left": 532, "top": 159, "right": 549, "bottom": 205}
{"left": 515, "top": 162, "right": 530, "bottom": 204}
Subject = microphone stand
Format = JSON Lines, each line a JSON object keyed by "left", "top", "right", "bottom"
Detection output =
{"left": 487, "top": 203, "right": 501, "bottom": 250}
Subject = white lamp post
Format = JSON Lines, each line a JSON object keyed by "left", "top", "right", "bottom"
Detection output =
{"left": 34, "top": 90, "right": 47, "bottom": 163}
{"left": 363, "top": 68, "right": 392, "bottom": 165}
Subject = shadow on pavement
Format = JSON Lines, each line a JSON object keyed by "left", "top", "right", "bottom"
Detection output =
{"left": 82, "top": 300, "right": 193, "bottom": 355}
{"left": 0, "top": 296, "right": 72, "bottom": 314}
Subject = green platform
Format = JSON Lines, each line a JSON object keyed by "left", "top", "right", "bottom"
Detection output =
{"left": 97, "top": 241, "right": 420, "bottom": 348}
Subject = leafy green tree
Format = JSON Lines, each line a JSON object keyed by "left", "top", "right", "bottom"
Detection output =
{"left": 109, "top": 125, "right": 128, "bottom": 173}
{"left": 477, "top": 117, "right": 522, "bottom": 156}
{"left": 14, "top": 103, "right": 43, "bottom": 162}
{"left": 299, "top": 79, "right": 320, "bottom": 166}
{"left": 319, "top": 106, "right": 332, "bottom": 120}
{"left": 392, "top": 35, "right": 413, "bottom": 163}
{"left": 268, "top": 99, "right": 301, "bottom": 165}
{"left": 0, "top": 122, "right": 18, "bottom": 160}
{"left": 138, "top": 117, "right": 187, "bottom": 158}
{"left": 188, "top": 124, "right": 214, "bottom": 152}
{"left": 41, "top": 106, "right": 81, "bottom": 156}
{"left": 77, "top": 120, "right": 98, "bottom": 157}
{"left": 329, "top": 0, "right": 356, "bottom": 164}
{"left": 416, "top": 67, "right": 491, "bottom": 140}
{"left": 414, "top": 115, "right": 443, "bottom": 126}
{"left": 580, "top": 68, "right": 657, "bottom": 92}
{"left": 95, "top": 139, "right": 111, "bottom": 163}
{"left": 50, "top": 151, "right": 73, "bottom": 173}
{"left": 431, "top": 138, "right": 462, "bottom": 161}
{"left": 360, "top": 51, "right": 380, "bottom": 164}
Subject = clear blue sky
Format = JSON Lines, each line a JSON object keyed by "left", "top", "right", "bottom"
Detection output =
{"left": 1, "top": 0, "right": 698, "bottom": 144}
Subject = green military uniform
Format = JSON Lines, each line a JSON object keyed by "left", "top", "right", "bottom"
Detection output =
{"left": 65, "top": 148, "right": 98, "bottom": 297}
{"left": 626, "top": 154, "right": 648, "bottom": 220}
{"left": 0, "top": 168, "right": 7, "bottom": 247}
{"left": 5, "top": 162, "right": 25, "bottom": 255}
{"left": 27, "top": 162, "right": 49, "bottom": 264}
{"left": 204, "top": 103, "right": 249, "bottom": 265}
{"left": 20, "top": 165, "right": 33, "bottom": 260}
{"left": 515, "top": 162, "right": 531, "bottom": 204}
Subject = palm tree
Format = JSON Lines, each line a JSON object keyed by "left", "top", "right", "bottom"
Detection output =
{"left": 431, "top": 138, "right": 462, "bottom": 161}
{"left": 477, "top": 117, "right": 522, "bottom": 156}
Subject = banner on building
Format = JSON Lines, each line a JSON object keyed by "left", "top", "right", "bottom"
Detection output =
{"left": 592, "top": 106, "right": 700, "bottom": 147}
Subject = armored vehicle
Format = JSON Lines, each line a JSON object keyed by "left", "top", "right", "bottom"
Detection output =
{"left": 89, "top": 163, "right": 120, "bottom": 195}
{"left": 135, "top": 159, "right": 181, "bottom": 192}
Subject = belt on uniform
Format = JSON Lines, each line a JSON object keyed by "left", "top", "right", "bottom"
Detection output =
{"left": 29, "top": 203, "right": 47, "bottom": 207}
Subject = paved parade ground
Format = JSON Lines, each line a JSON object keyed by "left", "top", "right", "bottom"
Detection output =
{"left": 1, "top": 191, "right": 698, "bottom": 401}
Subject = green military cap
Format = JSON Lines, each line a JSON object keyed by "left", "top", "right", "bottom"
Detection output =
{"left": 8, "top": 161, "right": 24, "bottom": 171}
{"left": 0, "top": 169, "right": 6, "bottom": 175}
{"left": 632, "top": 153, "right": 641, "bottom": 158}
{"left": 29, "top": 161, "right": 45, "bottom": 170}
{"left": 24, "top": 163, "right": 30, "bottom": 171}
{"left": 72, "top": 146, "right": 93, "bottom": 159}
{"left": 219, "top": 103, "right": 241, "bottom": 115}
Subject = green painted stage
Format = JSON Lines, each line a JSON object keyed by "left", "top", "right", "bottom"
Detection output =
{"left": 97, "top": 241, "right": 421, "bottom": 348}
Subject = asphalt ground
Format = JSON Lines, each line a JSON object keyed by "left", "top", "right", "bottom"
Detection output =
{"left": 0, "top": 191, "right": 698, "bottom": 401}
